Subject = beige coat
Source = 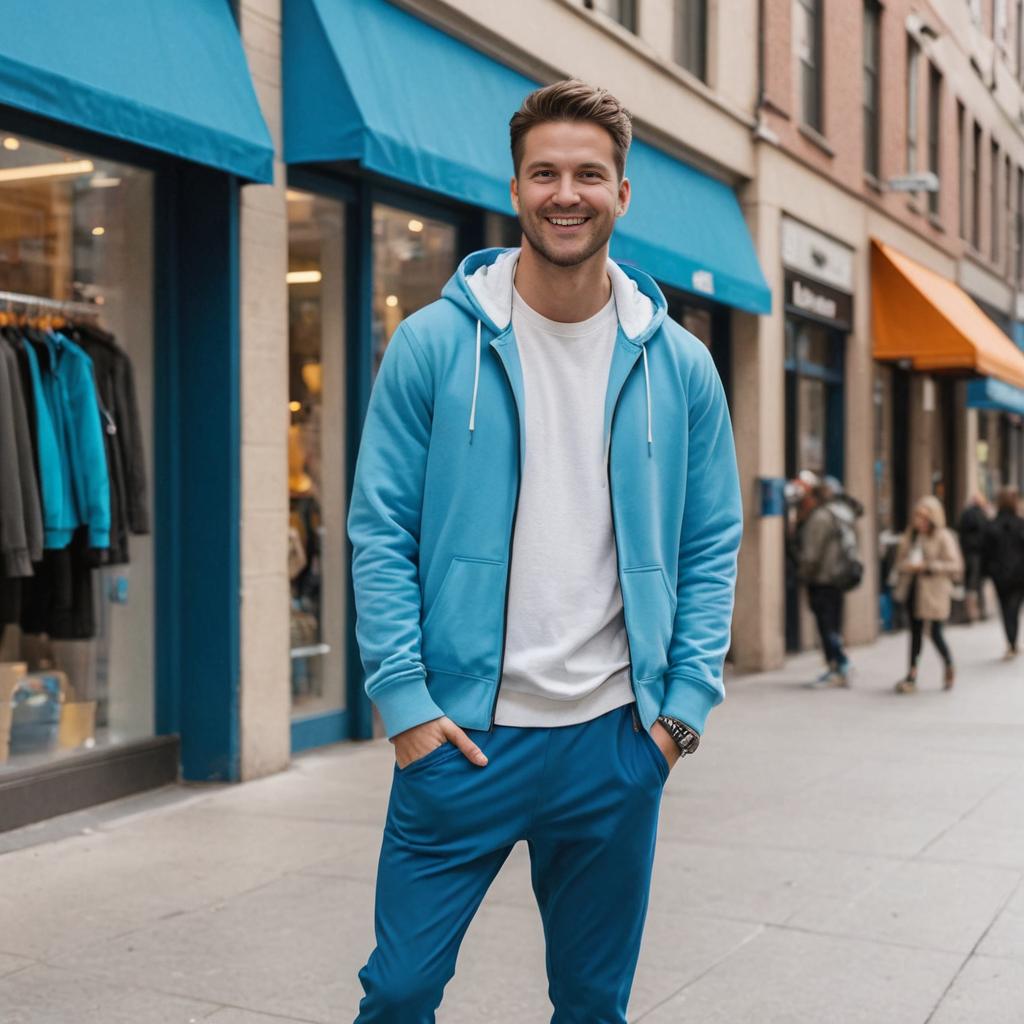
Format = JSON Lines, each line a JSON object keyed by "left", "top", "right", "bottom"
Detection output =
{"left": 892, "top": 501, "right": 964, "bottom": 621}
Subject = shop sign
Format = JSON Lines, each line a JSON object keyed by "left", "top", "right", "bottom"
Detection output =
{"left": 781, "top": 216, "right": 854, "bottom": 293}
{"left": 784, "top": 271, "right": 853, "bottom": 330}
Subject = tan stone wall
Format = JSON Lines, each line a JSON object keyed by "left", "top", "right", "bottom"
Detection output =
{"left": 238, "top": 0, "right": 291, "bottom": 780}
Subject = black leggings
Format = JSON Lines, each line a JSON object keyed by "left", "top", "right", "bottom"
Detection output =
{"left": 909, "top": 618, "right": 952, "bottom": 669}
{"left": 995, "top": 584, "right": 1024, "bottom": 649}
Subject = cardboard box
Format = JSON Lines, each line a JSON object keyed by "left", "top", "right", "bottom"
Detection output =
{"left": 59, "top": 701, "right": 97, "bottom": 750}
{"left": 0, "top": 662, "right": 28, "bottom": 764}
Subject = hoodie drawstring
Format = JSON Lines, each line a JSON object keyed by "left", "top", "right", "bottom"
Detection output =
{"left": 641, "top": 343, "right": 653, "bottom": 450}
{"left": 468, "top": 319, "right": 481, "bottom": 440}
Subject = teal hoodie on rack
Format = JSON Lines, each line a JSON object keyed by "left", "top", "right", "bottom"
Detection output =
{"left": 348, "top": 248, "right": 743, "bottom": 740}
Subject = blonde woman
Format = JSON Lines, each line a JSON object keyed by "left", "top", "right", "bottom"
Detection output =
{"left": 892, "top": 496, "right": 964, "bottom": 693}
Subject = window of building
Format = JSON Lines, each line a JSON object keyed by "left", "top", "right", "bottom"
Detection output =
{"left": 973, "top": 121, "right": 983, "bottom": 250}
{"left": 676, "top": 0, "right": 707, "bottom": 80}
{"left": 372, "top": 204, "right": 458, "bottom": 374}
{"left": 1006, "top": 154, "right": 1013, "bottom": 276}
{"left": 286, "top": 190, "right": 348, "bottom": 719}
{"left": 958, "top": 101, "right": 967, "bottom": 239}
{"left": 1017, "top": 166, "right": 1024, "bottom": 283}
{"left": 794, "top": 0, "right": 823, "bottom": 132}
{"left": 906, "top": 37, "right": 920, "bottom": 176}
{"left": 0, "top": 129, "right": 155, "bottom": 772}
{"left": 927, "top": 65, "right": 942, "bottom": 216}
{"left": 863, "top": 1, "right": 881, "bottom": 178}
{"left": 995, "top": 0, "right": 1009, "bottom": 48}
{"left": 1017, "top": 0, "right": 1024, "bottom": 80}
{"left": 992, "top": 139, "right": 1001, "bottom": 263}
{"left": 583, "top": 0, "right": 637, "bottom": 32}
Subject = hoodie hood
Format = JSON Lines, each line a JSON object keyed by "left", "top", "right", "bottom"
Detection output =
{"left": 440, "top": 247, "right": 669, "bottom": 450}
{"left": 441, "top": 247, "right": 667, "bottom": 344}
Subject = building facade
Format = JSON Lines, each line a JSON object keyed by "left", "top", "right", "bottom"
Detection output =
{"left": 9, "top": 0, "right": 1024, "bottom": 829}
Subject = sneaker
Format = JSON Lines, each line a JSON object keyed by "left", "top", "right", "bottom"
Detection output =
{"left": 807, "top": 669, "right": 845, "bottom": 689}
{"left": 836, "top": 660, "right": 852, "bottom": 686}
{"left": 894, "top": 677, "right": 917, "bottom": 694}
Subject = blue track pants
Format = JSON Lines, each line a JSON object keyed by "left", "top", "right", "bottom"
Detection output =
{"left": 354, "top": 702, "right": 670, "bottom": 1023}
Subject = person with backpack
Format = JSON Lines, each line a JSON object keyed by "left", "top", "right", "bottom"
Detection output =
{"left": 892, "top": 496, "right": 964, "bottom": 693}
{"left": 982, "top": 487, "right": 1024, "bottom": 659}
{"left": 798, "top": 476, "right": 864, "bottom": 688}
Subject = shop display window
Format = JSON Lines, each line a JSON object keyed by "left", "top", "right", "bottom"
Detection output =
{"left": 0, "top": 130, "right": 154, "bottom": 771}
{"left": 372, "top": 204, "right": 457, "bottom": 372}
{"left": 287, "top": 190, "right": 348, "bottom": 718}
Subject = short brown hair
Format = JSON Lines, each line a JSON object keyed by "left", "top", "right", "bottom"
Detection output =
{"left": 997, "top": 486, "right": 1019, "bottom": 514}
{"left": 510, "top": 79, "right": 633, "bottom": 179}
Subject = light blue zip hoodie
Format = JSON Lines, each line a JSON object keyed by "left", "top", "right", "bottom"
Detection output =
{"left": 348, "top": 248, "right": 743, "bottom": 740}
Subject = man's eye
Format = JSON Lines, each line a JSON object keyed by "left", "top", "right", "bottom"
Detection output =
{"left": 581, "top": 172, "right": 601, "bottom": 179}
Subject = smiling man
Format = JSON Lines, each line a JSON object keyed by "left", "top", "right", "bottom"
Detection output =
{"left": 349, "top": 80, "right": 742, "bottom": 1023}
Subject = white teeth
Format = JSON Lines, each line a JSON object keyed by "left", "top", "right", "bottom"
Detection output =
{"left": 549, "top": 217, "right": 587, "bottom": 226}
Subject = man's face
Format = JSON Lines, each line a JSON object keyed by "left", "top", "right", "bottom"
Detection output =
{"left": 511, "top": 121, "right": 629, "bottom": 268}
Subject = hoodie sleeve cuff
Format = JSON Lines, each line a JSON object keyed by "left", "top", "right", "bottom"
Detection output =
{"left": 660, "top": 671, "right": 723, "bottom": 735}
{"left": 368, "top": 670, "right": 446, "bottom": 739}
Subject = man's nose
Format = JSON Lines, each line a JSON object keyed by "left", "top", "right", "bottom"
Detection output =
{"left": 552, "top": 174, "right": 580, "bottom": 206}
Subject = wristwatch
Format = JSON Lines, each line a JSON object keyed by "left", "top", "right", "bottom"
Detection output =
{"left": 656, "top": 716, "right": 701, "bottom": 757}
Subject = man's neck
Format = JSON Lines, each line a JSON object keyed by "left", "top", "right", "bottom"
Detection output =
{"left": 513, "top": 241, "right": 612, "bottom": 323}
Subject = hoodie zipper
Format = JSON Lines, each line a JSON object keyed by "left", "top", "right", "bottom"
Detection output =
{"left": 606, "top": 353, "right": 646, "bottom": 720}
{"left": 489, "top": 346, "right": 523, "bottom": 729}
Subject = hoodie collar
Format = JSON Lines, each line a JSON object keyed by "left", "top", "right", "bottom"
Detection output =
{"left": 441, "top": 246, "right": 666, "bottom": 344}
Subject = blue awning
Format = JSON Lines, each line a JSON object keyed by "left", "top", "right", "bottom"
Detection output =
{"left": 284, "top": 0, "right": 771, "bottom": 314}
{"left": 0, "top": 1, "right": 274, "bottom": 183}
{"left": 968, "top": 377, "right": 1024, "bottom": 416}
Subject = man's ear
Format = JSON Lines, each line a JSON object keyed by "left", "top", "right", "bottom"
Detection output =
{"left": 616, "top": 176, "right": 631, "bottom": 217}
{"left": 510, "top": 176, "right": 520, "bottom": 214}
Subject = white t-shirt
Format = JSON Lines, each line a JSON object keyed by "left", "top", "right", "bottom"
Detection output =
{"left": 493, "top": 286, "right": 634, "bottom": 727}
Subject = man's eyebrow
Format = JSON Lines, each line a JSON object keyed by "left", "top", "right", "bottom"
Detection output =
{"left": 523, "top": 159, "right": 611, "bottom": 173}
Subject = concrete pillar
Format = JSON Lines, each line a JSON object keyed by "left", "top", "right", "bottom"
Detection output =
{"left": 730, "top": 198, "right": 786, "bottom": 671}
{"left": 238, "top": 0, "right": 291, "bottom": 780}
{"left": 844, "top": 251, "right": 878, "bottom": 646}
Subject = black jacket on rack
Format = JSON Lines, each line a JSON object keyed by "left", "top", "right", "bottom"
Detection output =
{"left": 71, "top": 324, "right": 149, "bottom": 565}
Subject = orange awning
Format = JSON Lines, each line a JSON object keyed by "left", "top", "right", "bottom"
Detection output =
{"left": 871, "top": 239, "right": 1024, "bottom": 389}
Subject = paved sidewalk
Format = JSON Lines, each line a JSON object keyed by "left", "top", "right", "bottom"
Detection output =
{"left": 2, "top": 617, "right": 1023, "bottom": 1023}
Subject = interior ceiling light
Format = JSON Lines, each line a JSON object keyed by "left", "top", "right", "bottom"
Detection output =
{"left": 286, "top": 270, "right": 322, "bottom": 284}
{"left": 0, "top": 159, "right": 95, "bottom": 183}
{"left": 91, "top": 226, "right": 105, "bottom": 237}
{"left": 3, "top": 137, "right": 20, "bottom": 151}
{"left": 385, "top": 295, "right": 399, "bottom": 307}
{"left": 408, "top": 219, "right": 424, "bottom": 232}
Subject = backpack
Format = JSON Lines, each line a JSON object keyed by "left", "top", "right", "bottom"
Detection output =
{"left": 828, "top": 508, "right": 864, "bottom": 592}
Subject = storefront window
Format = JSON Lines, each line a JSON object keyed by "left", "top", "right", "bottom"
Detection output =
{"left": 287, "top": 190, "right": 347, "bottom": 719}
{"left": 0, "top": 131, "right": 154, "bottom": 771}
{"left": 372, "top": 204, "right": 457, "bottom": 372}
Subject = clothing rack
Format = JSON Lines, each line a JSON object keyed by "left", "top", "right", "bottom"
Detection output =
{"left": 0, "top": 289, "right": 102, "bottom": 319}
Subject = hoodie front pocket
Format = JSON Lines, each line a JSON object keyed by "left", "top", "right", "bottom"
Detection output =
{"left": 422, "top": 556, "right": 506, "bottom": 680}
{"left": 620, "top": 565, "right": 675, "bottom": 682}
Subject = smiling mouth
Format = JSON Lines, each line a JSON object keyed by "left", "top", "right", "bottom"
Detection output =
{"left": 545, "top": 215, "right": 590, "bottom": 228}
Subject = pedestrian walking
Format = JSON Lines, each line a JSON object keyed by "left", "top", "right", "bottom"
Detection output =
{"left": 892, "top": 496, "right": 963, "bottom": 693}
{"left": 347, "top": 79, "right": 741, "bottom": 1023}
{"left": 981, "top": 486, "right": 1024, "bottom": 659}
{"left": 958, "top": 491, "right": 990, "bottom": 622}
{"left": 797, "top": 475, "right": 864, "bottom": 688}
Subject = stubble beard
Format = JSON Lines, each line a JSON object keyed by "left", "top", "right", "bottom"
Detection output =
{"left": 518, "top": 210, "right": 614, "bottom": 269}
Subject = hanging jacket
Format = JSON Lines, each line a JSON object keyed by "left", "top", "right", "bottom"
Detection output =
{"left": 0, "top": 342, "right": 32, "bottom": 577}
{"left": 0, "top": 337, "right": 43, "bottom": 567}
{"left": 15, "top": 335, "right": 65, "bottom": 547}
{"left": 41, "top": 334, "right": 110, "bottom": 550}
{"left": 73, "top": 325, "right": 149, "bottom": 563}
{"left": 348, "top": 247, "right": 743, "bottom": 740}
